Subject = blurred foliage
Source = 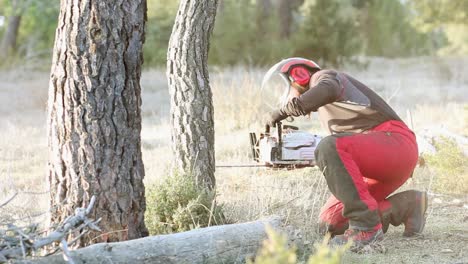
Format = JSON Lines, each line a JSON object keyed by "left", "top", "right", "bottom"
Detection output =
{"left": 248, "top": 226, "right": 298, "bottom": 264}
{"left": 248, "top": 227, "right": 349, "bottom": 264}
{"left": 0, "top": 0, "right": 59, "bottom": 64}
{"left": 144, "top": 0, "right": 178, "bottom": 66}
{"left": 145, "top": 171, "right": 225, "bottom": 235}
{"left": 306, "top": 235, "right": 350, "bottom": 264}
{"left": 0, "top": 0, "right": 466, "bottom": 68}
{"left": 359, "top": 0, "right": 433, "bottom": 57}
{"left": 294, "top": 0, "right": 361, "bottom": 66}
{"left": 424, "top": 137, "right": 468, "bottom": 195}
{"left": 410, "top": 0, "right": 467, "bottom": 27}
{"left": 19, "top": 1, "right": 59, "bottom": 54}
{"left": 409, "top": 0, "right": 468, "bottom": 55}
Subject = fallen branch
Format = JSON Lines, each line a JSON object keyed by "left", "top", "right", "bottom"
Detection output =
{"left": 0, "top": 196, "right": 100, "bottom": 262}
{"left": 0, "top": 192, "right": 18, "bottom": 208}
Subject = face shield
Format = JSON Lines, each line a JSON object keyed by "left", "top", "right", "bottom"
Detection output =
{"left": 260, "top": 57, "right": 320, "bottom": 110}
{"left": 261, "top": 61, "right": 293, "bottom": 109}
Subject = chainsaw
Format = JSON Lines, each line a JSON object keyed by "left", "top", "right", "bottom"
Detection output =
{"left": 217, "top": 122, "right": 322, "bottom": 169}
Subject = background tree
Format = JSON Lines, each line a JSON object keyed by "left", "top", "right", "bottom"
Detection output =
{"left": 144, "top": 0, "right": 178, "bottom": 66}
{"left": 210, "top": 0, "right": 257, "bottom": 65}
{"left": 0, "top": 0, "right": 25, "bottom": 59}
{"left": 167, "top": 0, "right": 218, "bottom": 189}
{"left": 294, "top": 0, "right": 361, "bottom": 66}
{"left": 19, "top": 0, "right": 59, "bottom": 60}
{"left": 355, "top": 0, "right": 431, "bottom": 57}
{"left": 409, "top": 0, "right": 468, "bottom": 55}
{"left": 256, "top": 0, "right": 272, "bottom": 38}
{"left": 1, "top": 0, "right": 466, "bottom": 68}
{"left": 47, "top": 0, "right": 148, "bottom": 244}
{"left": 0, "top": 0, "right": 59, "bottom": 65}
{"left": 278, "top": 0, "right": 304, "bottom": 39}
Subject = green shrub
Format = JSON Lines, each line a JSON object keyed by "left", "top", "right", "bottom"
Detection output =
{"left": 145, "top": 172, "right": 225, "bottom": 235}
{"left": 248, "top": 226, "right": 297, "bottom": 264}
{"left": 249, "top": 227, "right": 349, "bottom": 264}
{"left": 306, "top": 235, "right": 350, "bottom": 264}
{"left": 424, "top": 137, "right": 468, "bottom": 194}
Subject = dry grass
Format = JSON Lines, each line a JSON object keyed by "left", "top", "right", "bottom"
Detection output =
{"left": 0, "top": 57, "right": 467, "bottom": 263}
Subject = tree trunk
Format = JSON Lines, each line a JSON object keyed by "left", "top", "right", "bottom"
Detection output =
{"left": 218, "top": 0, "right": 225, "bottom": 13}
{"left": 167, "top": 0, "right": 218, "bottom": 190}
{"left": 256, "top": 0, "right": 272, "bottom": 36}
{"left": 278, "top": 0, "right": 304, "bottom": 39}
{"left": 0, "top": 0, "right": 22, "bottom": 59}
{"left": 23, "top": 217, "right": 290, "bottom": 264}
{"left": 47, "top": 0, "right": 148, "bottom": 245}
{"left": 0, "top": 15, "right": 21, "bottom": 58}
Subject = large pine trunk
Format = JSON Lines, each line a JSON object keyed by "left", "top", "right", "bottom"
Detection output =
{"left": 47, "top": 0, "right": 148, "bottom": 244}
{"left": 167, "top": 0, "right": 218, "bottom": 190}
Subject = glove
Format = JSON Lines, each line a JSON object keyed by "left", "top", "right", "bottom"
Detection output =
{"left": 264, "top": 110, "right": 287, "bottom": 127}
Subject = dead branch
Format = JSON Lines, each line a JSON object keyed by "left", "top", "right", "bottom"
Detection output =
{"left": 0, "top": 192, "right": 18, "bottom": 208}
{"left": 0, "top": 196, "right": 100, "bottom": 263}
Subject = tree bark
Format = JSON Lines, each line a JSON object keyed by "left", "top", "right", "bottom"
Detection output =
{"left": 167, "top": 0, "right": 218, "bottom": 190}
{"left": 47, "top": 0, "right": 148, "bottom": 245}
{"left": 21, "top": 217, "right": 289, "bottom": 264}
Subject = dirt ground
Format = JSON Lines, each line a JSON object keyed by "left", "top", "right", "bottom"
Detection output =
{"left": 1, "top": 58, "right": 467, "bottom": 263}
{"left": 339, "top": 195, "right": 468, "bottom": 263}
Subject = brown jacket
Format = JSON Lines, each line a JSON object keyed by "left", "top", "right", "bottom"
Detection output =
{"left": 279, "top": 69, "right": 402, "bottom": 134}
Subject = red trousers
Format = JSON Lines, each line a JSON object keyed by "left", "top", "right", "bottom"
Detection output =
{"left": 316, "top": 120, "right": 418, "bottom": 233}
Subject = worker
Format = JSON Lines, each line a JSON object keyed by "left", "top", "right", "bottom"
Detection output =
{"left": 263, "top": 57, "right": 428, "bottom": 249}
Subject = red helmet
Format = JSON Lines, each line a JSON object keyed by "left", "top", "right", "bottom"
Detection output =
{"left": 277, "top": 57, "right": 321, "bottom": 76}
{"left": 261, "top": 57, "right": 320, "bottom": 107}
{"left": 262, "top": 57, "right": 320, "bottom": 88}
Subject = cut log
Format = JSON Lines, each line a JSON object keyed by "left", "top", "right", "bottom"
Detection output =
{"left": 19, "top": 216, "right": 290, "bottom": 264}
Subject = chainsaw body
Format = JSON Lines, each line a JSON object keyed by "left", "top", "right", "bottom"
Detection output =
{"left": 250, "top": 122, "right": 322, "bottom": 168}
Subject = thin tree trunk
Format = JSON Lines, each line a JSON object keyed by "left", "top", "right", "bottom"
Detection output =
{"left": 0, "top": 0, "right": 22, "bottom": 58}
{"left": 218, "top": 0, "right": 225, "bottom": 13}
{"left": 47, "top": 0, "right": 148, "bottom": 245}
{"left": 0, "top": 15, "right": 21, "bottom": 58}
{"left": 278, "top": 0, "right": 304, "bottom": 39}
{"left": 257, "top": 0, "right": 272, "bottom": 36}
{"left": 167, "top": 0, "right": 218, "bottom": 190}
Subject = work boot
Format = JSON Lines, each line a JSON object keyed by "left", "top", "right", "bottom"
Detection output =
{"left": 383, "top": 190, "right": 428, "bottom": 237}
{"left": 403, "top": 191, "right": 428, "bottom": 236}
{"left": 329, "top": 226, "right": 384, "bottom": 249}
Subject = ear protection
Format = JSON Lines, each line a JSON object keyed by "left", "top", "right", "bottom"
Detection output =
{"left": 289, "top": 66, "right": 311, "bottom": 87}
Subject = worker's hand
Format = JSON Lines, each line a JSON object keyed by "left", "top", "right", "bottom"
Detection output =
{"left": 264, "top": 110, "right": 286, "bottom": 127}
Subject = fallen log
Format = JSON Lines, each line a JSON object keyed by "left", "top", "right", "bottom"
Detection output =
{"left": 19, "top": 216, "right": 291, "bottom": 264}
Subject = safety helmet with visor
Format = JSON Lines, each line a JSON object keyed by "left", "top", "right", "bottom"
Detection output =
{"left": 261, "top": 57, "right": 321, "bottom": 108}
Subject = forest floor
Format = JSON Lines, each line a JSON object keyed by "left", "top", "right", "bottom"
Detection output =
{"left": 0, "top": 57, "right": 467, "bottom": 263}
